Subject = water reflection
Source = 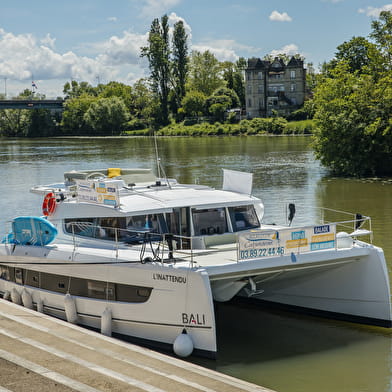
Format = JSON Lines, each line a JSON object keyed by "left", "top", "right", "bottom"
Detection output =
{"left": 194, "top": 302, "right": 392, "bottom": 392}
{"left": 316, "top": 177, "right": 392, "bottom": 266}
{"left": 0, "top": 136, "right": 391, "bottom": 392}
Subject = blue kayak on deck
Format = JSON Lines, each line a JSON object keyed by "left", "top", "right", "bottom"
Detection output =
{"left": 3, "top": 216, "right": 58, "bottom": 246}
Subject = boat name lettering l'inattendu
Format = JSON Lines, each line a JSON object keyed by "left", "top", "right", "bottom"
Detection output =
{"left": 153, "top": 273, "right": 186, "bottom": 284}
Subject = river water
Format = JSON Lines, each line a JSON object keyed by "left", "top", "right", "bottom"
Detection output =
{"left": 0, "top": 136, "right": 391, "bottom": 392}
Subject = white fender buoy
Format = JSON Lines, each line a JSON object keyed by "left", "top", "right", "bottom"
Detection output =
{"left": 11, "top": 288, "right": 22, "bottom": 305}
{"left": 3, "top": 290, "right": 10, "bottom": 301}
{"left": 21, "top": 289, "right": 33, "bottom": 309}
{"left": 36, "top": 298, "right": 44, "bottom": 313}
{"left": 101, "top": 307, "right": 112, "bottom": 337}
{"left": 173, "top": 329, "right": 194, "bottom": 357}
{"left": 336, "top": 232, "right": 354, "bottom": 249}
{"left": 64, "top": 293, "right": 78, "bottom": 324}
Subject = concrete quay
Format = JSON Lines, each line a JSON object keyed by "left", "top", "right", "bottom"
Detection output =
{"left": 0, "top": 299, "right": 274, "bottom": 392}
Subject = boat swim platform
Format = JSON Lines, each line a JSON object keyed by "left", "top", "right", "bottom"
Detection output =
{"left": 0, "top": 299, "right": 274, "bottom": 392}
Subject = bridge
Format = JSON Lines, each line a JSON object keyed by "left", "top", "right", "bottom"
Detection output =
{"left": 0, "top": 99, "right": 65, "bottom": 110}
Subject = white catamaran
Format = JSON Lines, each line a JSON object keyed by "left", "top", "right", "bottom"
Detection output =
{"left": 0, "top": 167, "right": 391, "bottom": 358}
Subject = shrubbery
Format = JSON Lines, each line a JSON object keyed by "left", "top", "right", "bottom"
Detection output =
{"left": 152, "top": 118, "right": 316, "bottom": 136}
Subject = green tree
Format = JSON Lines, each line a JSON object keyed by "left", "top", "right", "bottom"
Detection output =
{"left": 334, "top": 36, "right": 378, "bottom": 74}
{"left": 83, "top": 97, "right": 130, "bottom": 135}
{"left": 98, "top": 81, "right": 133, "bottom": 108}
{"left": 171, "top": 20, "right": 188, "bottom": 108}
{"left": 187, "top": 50, "right": 224, "bottom": 96}
{"left": 27, "top": 109, "right": 57, "bottom": 137}
{"left": 313, "top": 63, "right": 392, "bottom": 176}
{"left": 141, "top": 15, "right": 171, "bottom": 125}
{"left": 181, "top": 90, "right": 206, "bottom": 117}
{"left": 0, "top": 109, "right": 29, "bottom": 136}
{"left": 63, "top": 81, "right": 96, "bottom": 99}
{"left": 61, "top": 94, "right": 96, "bottom": 135}
{"left": 221, "top": 58, "right": 246, "bottom": 107}
{"left": 312, "top": 11, "right": 392, "bottom": 176}
{"left": 209, "top": 87, "right": 240, "bottom": 108}
{"left": 129, "top": 79, "right": 159, "bottom": 129}
{"left": 370, "top": 10, "right": 392, "bottom": 68}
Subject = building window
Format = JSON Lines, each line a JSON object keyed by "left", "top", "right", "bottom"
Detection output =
{"left": 290, "top": 70, "right": 296, "bottom": 79}
{"left": 258, "top": 84, "right": 263, "bottom": 93}
{"left": 248, "top": 98, "right": 252, "bottom": 107}
{"left": 291, "top": 83, "right": 296, "bottom": 92}
{"left": 247, "top": 73, "right": 251, "bottom": 81}
{"left": 269, "top": 85, "right": 284, "bottom": 93}
{"left": 247, "top": 85, "right": 252, "bottom": 94}
{"left": 258, "top": 72, "right": 263, "bottom": 80}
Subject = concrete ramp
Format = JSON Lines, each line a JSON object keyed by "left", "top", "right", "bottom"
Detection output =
{"left": 0, "top": 299, "right": 274, "bottom": 392}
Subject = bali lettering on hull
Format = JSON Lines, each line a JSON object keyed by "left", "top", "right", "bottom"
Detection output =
{"left": 152, "top": 273, "right": 187, "bottom": 284}
{"left": 182, "top": 313, "right": 206, "bottom": 325}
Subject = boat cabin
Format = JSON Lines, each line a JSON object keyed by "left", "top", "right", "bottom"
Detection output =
{"left": 44, "top": 168, "right": 264, "bottom": 250}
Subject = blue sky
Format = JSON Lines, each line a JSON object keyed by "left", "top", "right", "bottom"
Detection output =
{"left": 0, "top": 0, "right": 390, "bottom": 97}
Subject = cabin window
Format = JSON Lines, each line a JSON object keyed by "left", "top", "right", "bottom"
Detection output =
{"left": 64, "top": 216, "right": 166, "bottom": 243}
{"left": 15, "top": 268, "right": 24, "bottom": 285}
{"left": 87, "top": 281, "right": 115, "bottom": 300}
{"left": 166, "top": 208, "right": 191, "bottom": 249}
{"left": 192, "top": 208, "right": 228, "bottom": 236}
{"left": 64, "top": 218, "right": 97, "bottom": 237}
{"left": 228, "top": 205, "right": 259, "bottom": 232}
{"left": 0, "top": 266, "right": 12, "bottom": 281}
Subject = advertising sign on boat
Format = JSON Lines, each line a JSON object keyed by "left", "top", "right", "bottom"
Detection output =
{"left": 238, "top": 224, "right": 336, "bottom": 260}
{"left": 76, "top": 179, "right": 120, "bottom": 207}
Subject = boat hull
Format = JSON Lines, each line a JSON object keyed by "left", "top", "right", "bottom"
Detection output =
{"left": 0, "top": 245, "right": 217, "bottom": 358}
{"left": 232, "top": 244, "right": 392, "bottom": 327}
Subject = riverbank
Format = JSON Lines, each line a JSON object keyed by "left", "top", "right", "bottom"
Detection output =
{"left": 124, "top": 118, "right": 315, "bottom": 137}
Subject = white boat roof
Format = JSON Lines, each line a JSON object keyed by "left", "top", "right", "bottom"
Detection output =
{"left": 52, "top": 183, "right": 261, "bottom": 219}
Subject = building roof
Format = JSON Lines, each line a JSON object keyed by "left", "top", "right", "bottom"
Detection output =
{"left": 287, "top": 56, "right": 304, "bottom": 67}
{"left": 247, "top": 56, "right": 304, "bottom": 71}
{"left": 247, "top": 58, "right": 270, "bottom": 70}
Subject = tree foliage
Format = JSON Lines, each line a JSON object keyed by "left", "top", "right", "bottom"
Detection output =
{"left": 181, "top": 90, "right": 206, "bottom": 117}
{"left": 141, "top": 15, "right": 171, "bottom": 126}
{"left": 84, "top": 97, "right": 130, "bottom": 135}
{"left": 312, "top": 11, "right": 392, "bottom": 176}
{"left": 187, "top": 50, "right": 225, "bottom": 96}
{"left": 171, "top": 20, "right": 188, "bottom": 106}
{"left": 61, "top": 94, "right": 96, "bottom": 135}
{"left": 221, "top": 58, "right": 246, "bottom": 107}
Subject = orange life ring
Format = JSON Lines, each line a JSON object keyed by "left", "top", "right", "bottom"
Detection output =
{"left": 42, "top": 192, "right": 56, "bottom": 216}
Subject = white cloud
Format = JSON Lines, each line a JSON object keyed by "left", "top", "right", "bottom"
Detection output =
{"left": 167, "top": 12, "right": 193, "bottom": 41}
{"left": 269, "top": 44, "right": 301, "bottom": 58}
{"left": 358, "top": 4, "right": 392, "bottom": 17}
{"left": 0, "top": 28, "right": 149, "bottom": 97}
{"left": 96, "top": 31, "right": 148, "bottom": 66}
{"left": 108, "top": 16, "right": 117, "bottom": 22}
{"left": 269, "top": 10, "right": 293, "bottom": 22}
{"left": 140, "top": 0, "right": 182, "bottom": 19}
{"left": 192, "top": 39, "right": 259, "bottom": 62}
{"left": 40, "top": 33, "right": 56, "bottom": 49}
{"left": 0, "top": 30, "right": 108, "bottom": 81}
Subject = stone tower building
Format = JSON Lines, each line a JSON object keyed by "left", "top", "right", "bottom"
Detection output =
{"left": 245, "top": 56, "right": 306, "bottom": 118}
